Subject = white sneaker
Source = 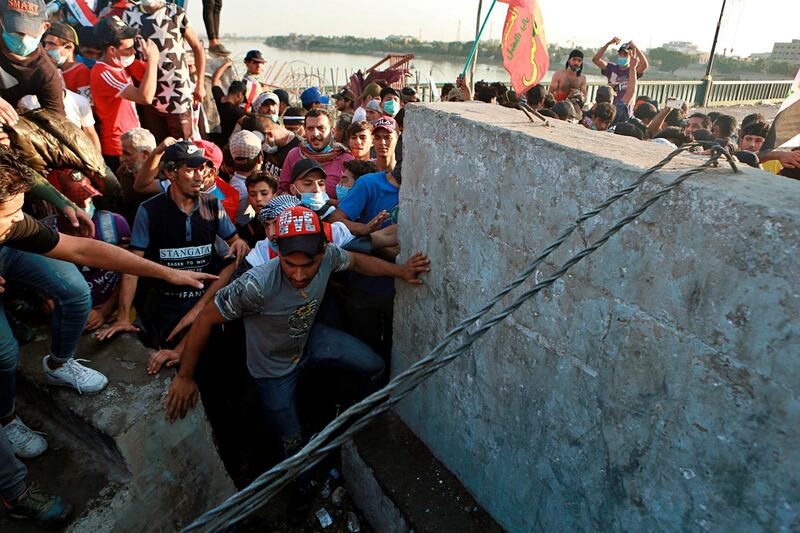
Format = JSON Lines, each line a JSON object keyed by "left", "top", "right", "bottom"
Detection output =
{"left": 43, "top": 356, "right": 108, "bottom": 395}
{"left": 3, "top": 418, "right": 47, "bottom": 459}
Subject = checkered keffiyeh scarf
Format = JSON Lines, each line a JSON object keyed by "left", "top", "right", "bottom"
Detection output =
{"left": 258, "top": 195, "right": 301, "bottom": 224}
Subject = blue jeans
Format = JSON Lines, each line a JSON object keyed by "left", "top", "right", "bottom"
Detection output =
{"left": 253, "top": 323, "right": 384, "bottom": 457}
{"left": 0, "top": 247, "right": 91, "bottom": 419}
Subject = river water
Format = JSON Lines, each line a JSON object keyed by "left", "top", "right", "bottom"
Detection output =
{"left": 221, "top": 39, "right": 605, "bottom": 89}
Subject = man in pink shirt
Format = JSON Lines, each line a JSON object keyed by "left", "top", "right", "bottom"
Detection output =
{"left": 279, "top": 109, "right": 353, "bottom": 200}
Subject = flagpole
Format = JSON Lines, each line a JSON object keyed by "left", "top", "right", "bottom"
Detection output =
{"left": 469, "top": 0, "right": 484, "bottom": 89}
{"left": 461, "top": 0, "right": 498, "bottom": 78}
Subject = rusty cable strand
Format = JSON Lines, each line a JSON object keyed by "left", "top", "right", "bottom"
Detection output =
{"left": 183, "top": 145, "right": 737, "bottom": 532}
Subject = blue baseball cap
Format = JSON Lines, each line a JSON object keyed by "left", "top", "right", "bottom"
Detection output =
{"left": 300, "top": 87, "right": 329, "bottom": 107}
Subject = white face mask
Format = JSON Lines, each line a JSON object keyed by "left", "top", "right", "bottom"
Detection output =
{"left": 118, "top": 54, "right": 135, "bottom": 67}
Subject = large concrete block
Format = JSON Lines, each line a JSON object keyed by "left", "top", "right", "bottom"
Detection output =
{"left": 17, "top": 329, "right": 235, "bottom": 532}
{"left": 394, "top": 102, "right": 800, "bottom": 532}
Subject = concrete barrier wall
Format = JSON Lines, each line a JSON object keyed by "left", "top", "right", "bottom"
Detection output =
{"left": 393, "top": 103, "right": 800, "bottom": 532}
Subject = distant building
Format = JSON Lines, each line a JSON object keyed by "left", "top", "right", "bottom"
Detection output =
{"left": 386, "top": 35, "right": 416, "bottom": 44}
{"left": 749, "top": 52, "right": 772, "bottom": 61}
{"left": 771, "top": 39, "right": 800, "bottom": 64}
{"left": 662, "top": 41, "right": 699, "bottom": 55}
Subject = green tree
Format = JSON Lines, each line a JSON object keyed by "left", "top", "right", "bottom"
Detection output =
{"left": 648, "top": 47, "right": 694, "bottom": 72}
{"left": 768, "top": 61, "right": 796, "bottom": 76}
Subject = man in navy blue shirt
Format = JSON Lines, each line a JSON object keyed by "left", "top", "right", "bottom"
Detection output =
{"left": 97, "top": 142, "right": 249, "bottom": 348}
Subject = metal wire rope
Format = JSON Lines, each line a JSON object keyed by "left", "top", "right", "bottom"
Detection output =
{"left": 183, "top": 145, "right": 737, "bottom": 531}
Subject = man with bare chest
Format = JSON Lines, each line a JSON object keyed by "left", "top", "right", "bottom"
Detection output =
{"left": 549, "top": 49, "right": 587, "bottom": 102}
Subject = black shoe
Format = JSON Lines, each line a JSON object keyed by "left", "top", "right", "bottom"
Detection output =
{"left": 3, "top": 485, "right": 73, "bottom": 529}
{"left": 6, "top": 312, "right": 32, "bottom": 345}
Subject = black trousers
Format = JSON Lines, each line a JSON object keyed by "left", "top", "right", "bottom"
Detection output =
{"left": 202, "top": 0, "right": 223, "bottom": 40}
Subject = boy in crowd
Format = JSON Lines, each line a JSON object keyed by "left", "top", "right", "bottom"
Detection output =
{"left": 346, "top": 121, "right": 374, "bottom": 162}
{"left": 211, "top": 58, "right": 247, "bottom": 146}
{"left": 228, "top": 130, "right": 264, "bottom": 225}
{"left": 738, "top": 121, "right": 769, "bottom": 154}
{"left": 42, "top": 22, "right": 91, "bottom": 102}
{"left": 379, "top": 87, "right": 401, "bottom": 118}
{"left": 237, "top": 173, "right": 277, "bottom": 247}
{"left": 352, "top": 82, "right": 381, "bottom": 123}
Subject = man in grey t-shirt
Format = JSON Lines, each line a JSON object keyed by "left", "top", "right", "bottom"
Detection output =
{"left": 164, "top": 206, "right": 430, "bottom": 459}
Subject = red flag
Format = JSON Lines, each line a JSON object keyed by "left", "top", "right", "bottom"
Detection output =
{"left": 499, "top": 0, "right": 549, "bottom": 95}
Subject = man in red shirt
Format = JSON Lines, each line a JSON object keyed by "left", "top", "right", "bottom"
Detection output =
{"left": 89, "top": 16, "right": 158, "bottom": 172}
{"left": 42, "top": 22, "right": 91, "bottom": 102}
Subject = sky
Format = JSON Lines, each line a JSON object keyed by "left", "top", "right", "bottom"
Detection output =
{"left": 186, "top": 0, "right": 798, "bottom": 57}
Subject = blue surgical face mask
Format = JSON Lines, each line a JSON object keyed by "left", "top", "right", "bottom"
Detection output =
{"left": 382, "top": 100, "right": 400, "bottom": 116}
{"left": 47, "top": 48, "right": 67, "bottom": 66}
{"left": 3, "top": 32, "right": 40, "bottom": 57}
{"left": 335, "top": 184, "right": 351, "bottom": 201}
{"left": 617, "top": 56, "right": 629, "bottom": 67}
{"left": 300, "top": 191, "right": 329, "bottom": 211}
{"left": 268, "top": 239, "right": 279, "bottom": 254}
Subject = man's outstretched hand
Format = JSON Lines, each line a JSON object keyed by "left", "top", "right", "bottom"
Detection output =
{"left": 165, "top": 375, "right": 199, "bottom": 422}
{"left": 164, "top": 269, "right": 218, "bottom": 289}
{"left": 400, "top": 252, "right": 431, "bottom": 285}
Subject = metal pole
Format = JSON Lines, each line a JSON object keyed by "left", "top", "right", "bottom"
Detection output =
{"left": 700, "top": 0, "right": 726, "bottom": 106}
{"left": 470, "top": 0, "right": 483, "bottom": 90}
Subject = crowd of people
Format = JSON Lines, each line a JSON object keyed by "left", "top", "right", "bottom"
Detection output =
{"left": 447, "top": 39, "right": 800, "bottom": 175}
{"left": 0, "top": 0, "right": 797, "bottom": 528}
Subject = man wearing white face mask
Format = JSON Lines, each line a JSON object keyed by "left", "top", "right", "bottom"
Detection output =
{"left": 89, "top": 16, "right": 159, "bottom": 172}
{"left": 0, "top": 0, "right": 64, "bottom": 117}
{"left": 41, "top": 22, "right": 90, "bottom": 102}
{"left": 252, "top": 91, "right": 281, "bottom": 124}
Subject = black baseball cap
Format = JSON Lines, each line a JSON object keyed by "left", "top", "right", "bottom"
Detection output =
{"left": 274, "top": 88, "right": 290, "bottom": 105}
{"left": 45, "top": 21, "right": 79, "bottom": 46}
{"left": 245, "top": 50, "right": 265, "bottom": 63}
{"left": 94, "top": 16, "right": 137, "bottom": 48}
{"left": 290, "top": 158, "right": 327, "bottom": 183}
{"left": 380, "top": 87, "right": 401, "bottom": 99}
{"left": 163, "top": 141, "right": 210, "bottom": 168}
{"left": 332, "top": 88, "right": 355, "bottom": 101}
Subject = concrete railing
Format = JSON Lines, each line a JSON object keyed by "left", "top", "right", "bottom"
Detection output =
{"left": 394, "top": 102, "right": 800, "bottom": 532}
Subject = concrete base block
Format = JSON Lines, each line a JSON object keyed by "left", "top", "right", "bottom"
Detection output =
{"left": 14, "top": 327, "right": 235, "bottom": 532}
{"left": 342, "top": 412, "right": 501, "bottom": 533}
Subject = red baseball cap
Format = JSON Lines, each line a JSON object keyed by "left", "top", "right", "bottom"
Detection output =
{"left": 275, "top": 206, "right": 327, "bottom": 257}
{"left": 46, "top": 169, "right": 101, "bottom": 205}
{"left": 373, "top": 116, "right": 398, "bottom": 133}
{"left": 194, "top": 139, "right": 223, "bottom": 170}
